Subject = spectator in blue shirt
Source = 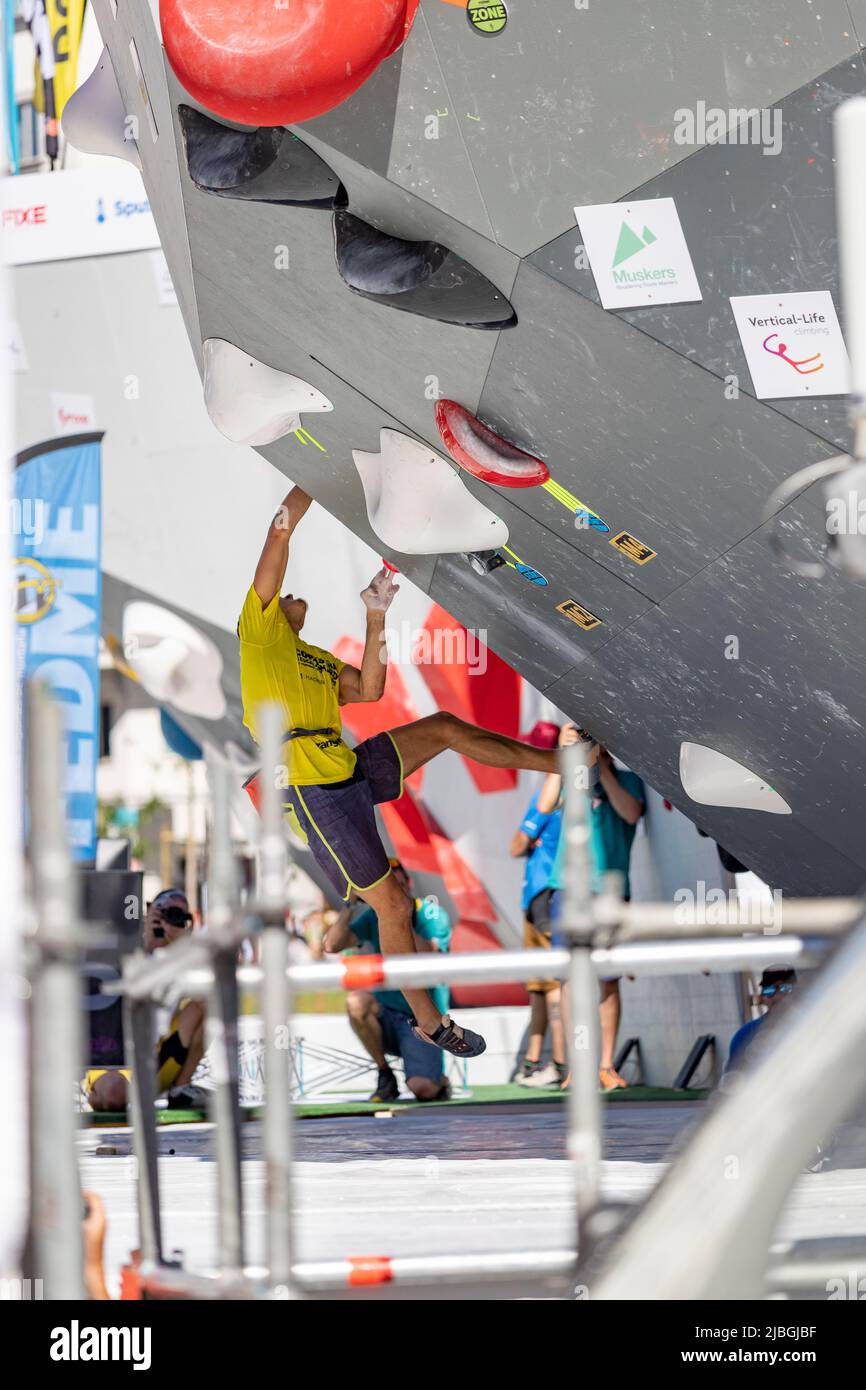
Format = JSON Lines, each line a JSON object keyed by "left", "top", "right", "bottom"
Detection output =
{"left": 324, "top": 859, "right": 453, "bottom": 1103}
{"left": 509, "top": 721, "right": 568, "bottom": 1089}
{"left": 725, "top": 969, "right": 797, "bottom": 1072}
{"left": 538, "top": 728, "right": 646, "bottom": 1090}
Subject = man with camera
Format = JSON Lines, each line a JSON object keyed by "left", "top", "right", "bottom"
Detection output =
{"left": 85, "top": 889, "right": 207, "bottom": 1112}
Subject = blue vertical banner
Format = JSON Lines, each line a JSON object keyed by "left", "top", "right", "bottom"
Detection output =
{"left": 2, "top": 0, "right": 20, "bottom": 174}
{"left": 14, "top": 433, "right": 104, "bottom": 861}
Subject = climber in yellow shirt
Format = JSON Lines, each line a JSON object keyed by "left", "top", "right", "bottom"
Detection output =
{"left": 239, "top": 485, "right": 559, "bottom": 1059}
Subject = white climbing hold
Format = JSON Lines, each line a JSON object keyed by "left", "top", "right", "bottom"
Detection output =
{"left": 202, "top": 338, "right": 333, "bottom": 446}
{"left": 679, "top": 742, "right": 792, "bottom": 815}
{"left": 62, "top": 47, "right": 142, "bottom": 168}
{"left": 122, "top": 601, "right": 227, "bottom": 720}
{"left": 353, "top": 428, "right": 509, "bottom": 556}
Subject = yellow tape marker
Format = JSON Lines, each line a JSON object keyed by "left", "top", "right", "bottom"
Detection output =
{"left": 541, "top": 478, "right": 608, "bottom": 531}
{"left": 105, "top": 633, "right": 141, "bottom": 683}
{"left": 294, "top": 428, "right": 326, "bottom": 452}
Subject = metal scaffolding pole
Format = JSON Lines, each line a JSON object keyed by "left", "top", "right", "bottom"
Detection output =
{"left": 25, "top": 682, "right": 85, "bottom": 1299}
{"left": 560, "top": 740, "right": 603, "bottom": 1265}
{"left": 257, "top": 705, "right": 294, "bottom": 1295}
{"left": 292, "top": 1248, "right": 577, "bottom": 1292}
{"left": 589, "top": 912, "right": 866, "bottom": 1299}
{"left": 0, "top": 256, "right": 26, "bottom": 1279}
{"left": 596, "top": 897, "right": 862, "bottom": 941}
{"left": 205, "top": 754, "right": 245, "bottom": 1279}
{"left": 112, "top": 1248, "right": 578, "bottom": 1300}
{"left": 122, "top": 986, "right": 163, "bottom": 1265}
{"left": 767, "top": 1237, "right": 866, "bottom": 1296}
{"left": 112, "top": 932, "right": 829, "bottom": 1008}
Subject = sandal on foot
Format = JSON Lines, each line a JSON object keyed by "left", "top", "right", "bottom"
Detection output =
{"left": 599, "top": 1067, "right": 629, "bottom": 1091}
{"left": 413, "top": 1015, "right": 487, "bottom": 1058}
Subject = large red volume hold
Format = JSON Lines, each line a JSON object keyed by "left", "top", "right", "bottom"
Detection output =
{"left": 161, "top": 0, "right": 421, "bottom": 127}
{"left": 435, "top": 399, "right": 550, "bottom": 489}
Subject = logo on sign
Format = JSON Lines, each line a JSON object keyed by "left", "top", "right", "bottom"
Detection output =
{"left": 613, "top": 220, "right": 657, "bottom": 268}
{"left": 2, "top": 205, "right": 47, "bottom": 228}
{"left": 14, "top": 557, "right": 59, "bottom": 625}
{"left": 95, "top": 196, "right": 150, "bottom": 223}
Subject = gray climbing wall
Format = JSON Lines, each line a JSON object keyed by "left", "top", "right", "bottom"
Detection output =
{"left": 90, "top": 0, "right": 866, "bottom": 895}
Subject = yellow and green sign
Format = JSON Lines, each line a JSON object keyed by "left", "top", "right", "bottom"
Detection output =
{"left": 467, "top": 1, "right": 508, "bottom": 35}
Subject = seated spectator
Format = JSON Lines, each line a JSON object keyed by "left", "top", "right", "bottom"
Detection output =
{"left": 85, "top": 889, "right": 206, "bottom": 1112}
{"left": 725, "top": 968, "right": 797, "bottom": 1073}
{"left": 323, "top": 860, "right": 452, "bottom": 1103}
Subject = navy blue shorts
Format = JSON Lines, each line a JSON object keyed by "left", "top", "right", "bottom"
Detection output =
{"left": 284, "top": 731, "right": 404, "bottom": 900}
{"left": 378, "top": 1002, "right": 443, "bottom": 1081}
{"left": 550, "top": 886, "right": 624, "bottom": 982}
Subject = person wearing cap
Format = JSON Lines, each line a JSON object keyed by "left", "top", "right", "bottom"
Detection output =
{"left": 239, "top": 484, "right": 560, "bottom": 1063}
{"left": 725, "top": 969, "right": 797, "bottom": 1072}
{"left": 509, "top": 720, "right": 569, "bottom": 1089}
{"left": 86, "top": 889, "right": 206, "bottom": 1112}
{"left": 323, "top": 860, "right": 453, "bottom": 1103}
{"left": 722, "top": 969, "right": 833, "bottom": 1170}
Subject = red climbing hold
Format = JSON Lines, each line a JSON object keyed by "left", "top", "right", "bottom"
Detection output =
{"left": 161, "top": 0, "right": 421, "bottom": 127}
{"left": 435, "top": 400, "right": 550, "bottom": 489}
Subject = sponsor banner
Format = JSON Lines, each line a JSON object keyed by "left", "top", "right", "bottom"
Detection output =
{"left": 33, "top": 0, "right": 86, "bottom": 120}
{"left": 14, "top": 432, "right": 103, "bottom": 860}
{"left": 575, "top": 196, "right": 702, "bottom": 310}
{"left": 0, "top": 165, "right": 158, "bottom": 266}
{"left": 730, "top": 290, "right": 850, "bottom": 399}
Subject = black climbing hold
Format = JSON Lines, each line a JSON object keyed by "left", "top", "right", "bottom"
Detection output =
{"left": 465, "top": 549, "right": 508, "bottom": 575}
{"left": 332, "top": 209, "right": 517, "bottom": 330}
{"left": 178, "top": 105, "right": 341, "bottom": 208}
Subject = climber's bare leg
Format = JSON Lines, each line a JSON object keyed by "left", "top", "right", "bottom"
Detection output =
{"left": 390, "top": 712, "right": 558, "bottom": 781}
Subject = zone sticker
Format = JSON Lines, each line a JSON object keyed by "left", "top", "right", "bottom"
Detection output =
{"left": 556, "top": 599, "right": 602, "bottom": 631}
{"left": 609, "top": 531, "right": 656, "bottom": 565}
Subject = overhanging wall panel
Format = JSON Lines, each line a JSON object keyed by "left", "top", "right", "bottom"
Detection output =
{"left": 530, "top": 50, "right": 866, "bottom": 453}
{"left": 476, "top": 261, "right": 839, "bottom": 602}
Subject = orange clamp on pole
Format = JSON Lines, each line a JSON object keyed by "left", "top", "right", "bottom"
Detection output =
{"left": 348, "top": 1255, "right": 394, "bottom": 1286}
{"left": 342, "top": 954, "right": 386, "bottom": 990}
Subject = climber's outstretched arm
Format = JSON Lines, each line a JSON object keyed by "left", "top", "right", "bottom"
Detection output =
{"left": 253, "top": 485, "right": 313, "bottom": 607}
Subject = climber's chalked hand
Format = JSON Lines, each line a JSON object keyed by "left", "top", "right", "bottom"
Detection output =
{"left": 361, "top": 567, "right": 399, "bottom": 613}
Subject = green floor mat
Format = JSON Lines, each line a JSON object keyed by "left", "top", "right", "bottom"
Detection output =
{"left": 82, "top": 1083, "right": 707, "bottom": 1127}
{"left": 293, "top": 1082, "right": 708, "bottom": 1119}
{"left": 84, "top": 1106, "right": 259, "bottom": 1127}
